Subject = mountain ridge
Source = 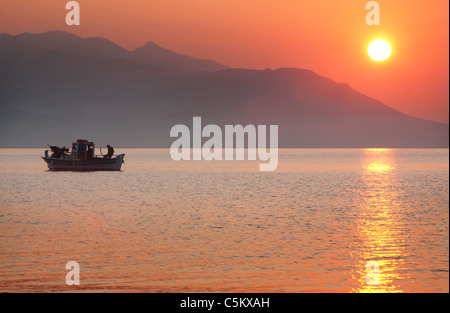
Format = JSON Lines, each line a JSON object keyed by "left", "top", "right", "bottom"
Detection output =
{"left": 0, "top": 30, "right": 229, "bottom": 72}
{"left": 0, "top": 31, "right": 447, "bottom": 148}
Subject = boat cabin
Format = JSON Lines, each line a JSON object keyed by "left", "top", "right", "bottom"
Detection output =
{"left": 71, "top": 139, "right": 95, "bottom": 160}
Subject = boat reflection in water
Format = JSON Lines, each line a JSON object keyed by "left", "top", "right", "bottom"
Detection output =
{"left": 42, "top": 139, "right": 125, "bottom": 171}
{"left": 352, "top": 148, "right": 409, "bottom": 293}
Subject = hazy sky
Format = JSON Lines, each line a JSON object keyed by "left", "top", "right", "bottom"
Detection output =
{"left": 1, "top": 0, "right": 448, "bottom": 122}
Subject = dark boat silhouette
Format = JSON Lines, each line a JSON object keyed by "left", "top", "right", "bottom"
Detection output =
{"left": 42, "top": 139, "right": 125, "bottom": 171}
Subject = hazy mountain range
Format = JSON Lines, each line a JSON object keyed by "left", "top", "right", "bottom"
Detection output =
{"left": 0, "top": 31, "right": 448, "bottom": 148}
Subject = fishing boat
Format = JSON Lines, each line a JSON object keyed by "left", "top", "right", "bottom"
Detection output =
{"left": 42, "top": 139, "right": 125, "bottom": 171}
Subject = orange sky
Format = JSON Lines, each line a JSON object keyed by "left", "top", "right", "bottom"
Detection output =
{"left": 1, "top": 0, "right": 448, "bottom": 123}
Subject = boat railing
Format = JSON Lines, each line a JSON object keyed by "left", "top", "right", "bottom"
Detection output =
{"left": 94, "top": 154, "right": 121, "bottom": 159}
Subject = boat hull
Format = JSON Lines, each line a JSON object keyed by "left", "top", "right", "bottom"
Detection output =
{"left": 42, "top": 154, "right": 125, "bottom": 171}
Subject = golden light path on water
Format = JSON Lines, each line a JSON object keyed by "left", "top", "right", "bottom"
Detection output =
{"left": 352, "top": 148, "right": 407, "bottom": 292}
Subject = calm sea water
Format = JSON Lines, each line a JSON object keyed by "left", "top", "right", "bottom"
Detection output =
{"left": 0, "top": 149, "right": 448, "bottom": 293}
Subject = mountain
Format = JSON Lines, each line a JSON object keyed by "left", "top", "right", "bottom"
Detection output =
{"left": 0, "top": 31, "right": 229, "bottom": 72}
{"left": 0, "top": 31, "right": 448, "bottom": 148}
{"left": 0, "top": 31, "right": 128, "bottom": 60}
{"left": 128, "top": 41, "right": 230, "bottom": 72}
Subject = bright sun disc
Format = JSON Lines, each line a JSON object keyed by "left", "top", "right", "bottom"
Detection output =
{"left": 368, "top": 39, "right": 391, "bottom": 61}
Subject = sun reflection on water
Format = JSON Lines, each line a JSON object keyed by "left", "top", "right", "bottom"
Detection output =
{"left": 352, "top": 148, "right": 409, "bottom": 293}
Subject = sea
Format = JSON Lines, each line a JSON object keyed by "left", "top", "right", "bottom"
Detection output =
{"left": 0, "top": 148, "right": 448, "bottom": 292}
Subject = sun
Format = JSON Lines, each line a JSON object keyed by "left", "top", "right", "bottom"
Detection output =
{"left": 368, "top": 39, "right": 391, "bottom": 62}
